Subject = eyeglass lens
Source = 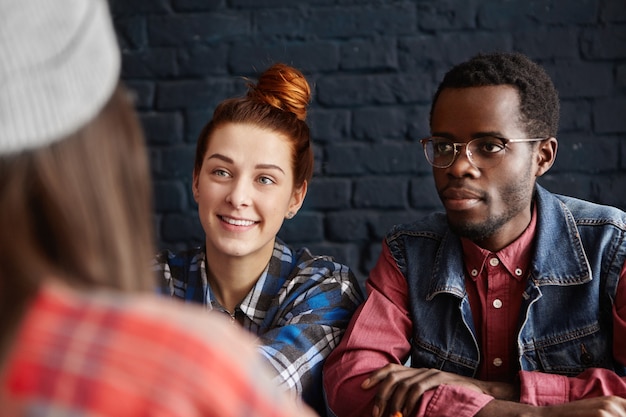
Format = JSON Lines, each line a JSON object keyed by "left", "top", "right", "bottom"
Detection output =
{"left": 423, "top": 137, "right": 507, "bottom": 168}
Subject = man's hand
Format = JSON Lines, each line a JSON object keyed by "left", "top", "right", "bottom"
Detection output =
{"left": 361, "top": 364, "right": 517, "bottom": 417}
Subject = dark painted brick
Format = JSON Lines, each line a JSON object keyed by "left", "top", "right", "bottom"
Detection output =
{"left": 538, "top": 0, "right": 599, "bottom": 25}
{"left": 618, "top": 64, "right": 626, "bottom": 90}
{"left": 594, "top": 98, "right": 626, "bottom": 133}
{"left": 156, "top": 79, "right": 238, "bottom": 110}
{"left": 362, "top": 241, "right": 382, "bottom": 279}
{"left": 582, "top": 26, "right": 626, "bottom": 59}
{"left": 409, "top": 176, "right": 441, "bottom": 209}
{"left": 353, "top": 177, "right": 408, "bottom": 209}
{"left": 155, "top": 146, "right": 196, "bottom": 180}
{"left": 317, "top": 73, "right": 432, "bottom": 107}
{"left": 229, "top": 41, "right": 340, "bottom": 74}
{"left": 340, "top": 38, "right": 398, "bottom": 71}
{"left": 305, "top": 178, "right": 352, "bottom": 210}
{"left": 171, "top": 0, "right": 225, "bottom": 12}
{"left": 324, "top": 144, "right": 367, "bottom": 175}
{"left": 161, "top": 213, "right": 204, "bottom": 242}
{"left": 125, "top": 81, "right": 155, "bottom": 109}
{"left": 112, "top": 0, "right": 626, "bottom": 281}
{"left": 186, "top": 109, "right": 214, "bottom": 143}
{"left": 407, "top": 105, "right": 432, "bottom": 142}
{"left": 478, "top": 0, "right": 598, "bottom": 29}
{"left": 148, "top": 13, "right": 251, "bottom": 46}
{"left": 113, "top": 16, "right": 147, "bottom": 50}
{"left": 148, "top": 148, "right": 161, "bottom": 177}
{"left": 233, "top": 0, "right": 334, "bottom": 6}
{"left": 308, "top": 109, "right": 351, "bottom": 142}
{"left": 140, "top": 112, "right": 184, "bottom": 145}
{"left": 326, "top": 211, "right": 376, "bottom": 242}
{"left": 371, "top": 210, "right": 431, "bottom": 239}
{"left": 545, "top": 62, "right": 613, "bottom": 98}
{"left": 305, "top": 4, "right": 417, "bottom": 38}
{"left": 325, "top": 143, "right": 421, "bottom": 175}
{"left": 278, "top": 212, "right": 324, "bottom": 242}
{"left": 551, "top": 134, "right": 619, "bottom": 172}
{"left": 418, "top": 0, "right": 477, "bottom": 30}
{"left": 352, "top": 107, "right": 408, "bottom": 141}
{"left": 153, "top": 181, "right": 188, "bottom": 212}
{"left": 559, "top": 100, "right": 592, "bottom": 133}
{"left": 178, "top": 45, "right": 229, "bottom": 77}
{"left": 121, "top": 48, "right": 177, "bottom": 78}
{"left": 109, "top": 0, "right": 171, "bottom": 15}
{"left": 313, "top": 146, "right": 324, "bottom": 177}
{"left": 254, "top": 9, "right": 306, "bottom": 36}
{"left": 593, "top": 174, "right": 626, "bottom": 210}
{"left": 538, "top": 173, "right": 594, "bottom": 202}
{"left": 514, "top": 28, "right": 579, "bottom": 60}
{"left": 360, "top": 143, "right": 422, "bottom": 174}
{"left": 601, "top": 0, "right": 626, "bottom": 22}
{"left": 398, "top": 33, "right": 512, "bottom": 70}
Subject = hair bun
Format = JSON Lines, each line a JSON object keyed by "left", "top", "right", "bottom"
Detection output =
{"left": 247, "top": 63, "right": 311, "bottom": 121}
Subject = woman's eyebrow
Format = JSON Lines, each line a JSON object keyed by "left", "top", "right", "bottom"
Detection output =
{"left": 255, "top": 163, "right": 285, "bottom": 174}
{"left": 207, "top": 154, "right": 285, "bottom": 175}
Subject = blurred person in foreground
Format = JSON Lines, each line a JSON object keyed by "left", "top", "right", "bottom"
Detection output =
{"left": 323, "top": 52, "right": 626, "bottom": 417}
{"left": 154, "top": 62, "right": 363, "bottom": 416}
{"left": 0, "top": 0, "right": 317, "bottom": 416}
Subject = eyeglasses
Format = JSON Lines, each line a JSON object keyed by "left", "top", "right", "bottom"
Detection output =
{"left": 420, "top": 136, "right": 546, "bottom": 169}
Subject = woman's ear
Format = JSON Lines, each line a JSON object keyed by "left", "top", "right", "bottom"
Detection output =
{"left": 192, "top": 169, "right": 200, "bottom": 202}
{"left": 286, "top": 181, "right": 308, "bottom": 219}
{"left": 535, "top": 137, "right": 558, "bottom": 177}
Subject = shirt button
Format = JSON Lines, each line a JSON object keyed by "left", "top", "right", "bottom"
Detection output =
{"left": 471, "top": 269, "right": 478, "bottom": 277}
{"left": 492, "top": 299, "right": 503, "bottom": 309}
{"left": 493, "top": 358, "right": 503, "bottom": 367}
{"left": 489, "top": 258, "right": 500, "bottom": 267}
{"left": 515, "top": 268, "right": 523, "bottom": 276}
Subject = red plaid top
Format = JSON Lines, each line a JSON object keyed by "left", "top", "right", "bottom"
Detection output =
{"left": 0, "top": 283, "right": 316, "bottom": 417}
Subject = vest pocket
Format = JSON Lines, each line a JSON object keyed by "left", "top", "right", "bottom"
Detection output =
{"left": 531, "top": 323, "right": 612, "bottom": 375}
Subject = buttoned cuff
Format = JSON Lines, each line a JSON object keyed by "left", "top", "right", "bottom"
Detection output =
{"left": 423, "top": 385, "right": 493, "bottom": 417}
{"left": 519, "top": 371, "right": 569, "bottom": 405}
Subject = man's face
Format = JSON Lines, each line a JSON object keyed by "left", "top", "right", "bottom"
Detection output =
{"left": 430, "top": 85, "right": 540, "bottom": 252}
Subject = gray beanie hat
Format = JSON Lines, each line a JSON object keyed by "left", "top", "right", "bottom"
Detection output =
{"left": 0, "top": 0, "right": 121, "bottom": 155}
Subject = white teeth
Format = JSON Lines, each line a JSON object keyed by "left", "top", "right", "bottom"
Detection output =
{"left": 222, "top": 216, "right": 255, "bottom": 226}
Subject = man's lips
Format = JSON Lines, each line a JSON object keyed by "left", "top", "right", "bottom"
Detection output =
{"left": 439, "top": 187, "right": 484, "bottom": 211}
{"left": 441, "top": 188, "right": 483, "bottom": 200}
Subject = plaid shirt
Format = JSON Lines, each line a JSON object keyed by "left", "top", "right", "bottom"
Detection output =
{"left": 155, "top": 238, "right": 363, "bottom": 415}
{"left": 0, "top": 283, "right": 317, "bottom": 417}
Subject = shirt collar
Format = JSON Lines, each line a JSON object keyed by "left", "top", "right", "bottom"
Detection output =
{"left": 461, "top": 203, "right": 538, "bottom": 282}
{"left": 201, "top": 247, "right": 274, "bottom": 326}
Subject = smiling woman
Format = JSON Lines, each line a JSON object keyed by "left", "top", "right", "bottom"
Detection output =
{"left": 154, "top": 63, "right": 364, "bottom": 416}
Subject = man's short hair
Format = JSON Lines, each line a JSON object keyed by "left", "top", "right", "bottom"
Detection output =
{"left": 430, "top": 52, "right": 560, "bottom": 138}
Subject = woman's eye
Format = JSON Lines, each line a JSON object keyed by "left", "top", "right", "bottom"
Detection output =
{"left": 258, "top": 176, "right": 275, "bottom": 185}
{"left": 213, "top": 169, "right": 230, "bottom": 177}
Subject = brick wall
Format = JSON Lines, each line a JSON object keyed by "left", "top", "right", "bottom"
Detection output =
{"left": 110, "top": 0, "right": 626, "bottom": 284}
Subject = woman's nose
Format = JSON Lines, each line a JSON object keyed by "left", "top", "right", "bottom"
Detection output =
{"left": 225, "top": 179, "right": 252, "bottom": 208}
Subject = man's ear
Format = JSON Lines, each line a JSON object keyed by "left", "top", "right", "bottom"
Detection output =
{"left": 535, "top": 137, "right": 558, "bottom": 177}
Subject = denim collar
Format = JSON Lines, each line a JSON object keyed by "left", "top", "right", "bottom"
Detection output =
{"left": 427, "top": 184, "right": 592, "bottom": 299}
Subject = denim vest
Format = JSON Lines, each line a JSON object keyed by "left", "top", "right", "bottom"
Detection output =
{"left": 386, "top": 185, "right": 626, "bottom": 378}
